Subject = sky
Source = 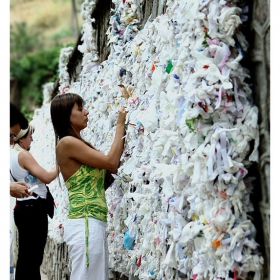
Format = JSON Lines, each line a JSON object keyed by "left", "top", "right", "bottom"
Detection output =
{"left": 1, "top": 0, "right": 277, "bottom": 278}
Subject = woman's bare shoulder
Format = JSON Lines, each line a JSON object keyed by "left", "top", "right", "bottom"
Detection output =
{"left": 56, "top": 136, "right": 84, "bottom": 151}
{"left": 18, "top": 149, "right": 31, "bottom": 159}
{"left": 17, "top": 149, "right": 36, "bottom": 169}
{"left": 58, "top": 136, "right": 80, "bottom": 144}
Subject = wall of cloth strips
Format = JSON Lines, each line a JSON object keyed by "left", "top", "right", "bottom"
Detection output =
{"left": 29, "top": 0, "right": 264, "bottom": 279}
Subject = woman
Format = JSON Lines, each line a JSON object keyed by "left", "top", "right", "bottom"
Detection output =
{"left": 10, "top": 124, "right": 57, "bottom": 280}
{"left": 50, "top": 93, "right": 127, "bottom": 280}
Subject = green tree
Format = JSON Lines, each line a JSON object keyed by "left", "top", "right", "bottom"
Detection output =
{"left": 10, "top": 46, "right": 61, "bottom": 113}
{"left": 10, "top": 22, "right": 43, "bottom": 60}
{"left": 10, "top": 21, "right": 75, "bottom": 119}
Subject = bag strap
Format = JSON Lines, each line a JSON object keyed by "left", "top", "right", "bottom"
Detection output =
{"left": 10, "top": 169, "right": 17, "bottom": 182}
{"left": 46, "top": 185, "right": 56, "bottom": 208}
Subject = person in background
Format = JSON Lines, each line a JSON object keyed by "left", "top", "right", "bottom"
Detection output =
{"left": 50, "top": 93, "right": 127, "bottom": 280}
{"left": 10, "top": 103, "right": 31, "bottom": 280}
{"left": 10, "top": 123, "right": 58, "bottom": 280}
{"left": 10, "top": 103, "right": 30, "bottom": 198}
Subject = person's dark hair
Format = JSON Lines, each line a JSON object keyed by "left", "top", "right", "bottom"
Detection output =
{"left": 10, "top": 103, "right": 28, "bottom": 129}
{"left": 50, "top": 93, "right": 93, "bottom": 148}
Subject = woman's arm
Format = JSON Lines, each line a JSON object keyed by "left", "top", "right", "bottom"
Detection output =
{"left": 105, "top": 107, "right": 127, "bottom": 171}
{"left": 18, "top": 151, "right": 58, "bottom": 184}
{"left": 59, "top": 107, "right": 127, "bottom": 174}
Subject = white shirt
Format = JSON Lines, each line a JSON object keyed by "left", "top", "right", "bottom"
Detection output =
{"left": 10, "top": 148, "right": 47, "bottom": 200}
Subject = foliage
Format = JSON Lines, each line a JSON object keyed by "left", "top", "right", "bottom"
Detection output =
{"left": 21, "top": 106, "right": 35, "bottom": 122}
{"left": 10, "top": 20, "right": 76, "bottom": 118}
{"left": 10, "top": 22, "right": 43, "bottom": 60}
{"left": 50, "top": 27, "right": 74, "bottom": 46}
{"left": 10, "top": 46, "right": 61, "bottom": 110}
{"left": 10, "top": 0, "right": 80, "bottom": 119}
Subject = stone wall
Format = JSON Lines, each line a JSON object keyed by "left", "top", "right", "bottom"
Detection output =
{"left": 41, "top": 238, "right": 70, "bottom": 280}
{"left": 250, "top": 0, "right": 270, "bottom": 278}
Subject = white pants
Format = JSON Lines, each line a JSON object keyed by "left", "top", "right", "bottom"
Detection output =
{"left": 64, "top": 217, "right": 109, "bottom": 280}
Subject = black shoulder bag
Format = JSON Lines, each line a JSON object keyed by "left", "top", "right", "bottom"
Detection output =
{"left": 10, "top": 170, "right": 55, "bottom": 219}
{"left": 45, "top": 185, "right": 55, "bottom": 219}
{"left": 104, "top": 170, "right": 115, "bottom": 191}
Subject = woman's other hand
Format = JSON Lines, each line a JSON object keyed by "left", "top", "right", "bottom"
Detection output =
{"left": 118, "top": 84, "right": 133, "bottom": 99}
{"left": 10, "top": 182, "right": 31, "bottom": 198}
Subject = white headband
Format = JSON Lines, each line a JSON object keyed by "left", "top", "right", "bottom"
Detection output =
{"left": 14, "top": 124, "right": 34, "bottom": 142}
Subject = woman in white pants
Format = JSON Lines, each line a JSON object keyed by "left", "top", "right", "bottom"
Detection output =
{"left": 51, "top": 93, "right": 127, "bottom": 280}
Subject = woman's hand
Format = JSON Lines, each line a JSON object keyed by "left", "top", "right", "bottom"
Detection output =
{"left": 117, "top": 106, "right": 127, "bottom": 126}
{"left": 118, "top": 84, "right": 133, "bottom": 99}
{"left": 10, "top": 182, "right": 31, "bottom": 198}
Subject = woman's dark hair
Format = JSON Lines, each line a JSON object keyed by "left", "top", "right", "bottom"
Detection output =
{"left": 50, "top": 93, "right": 93, "bottom": 148}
